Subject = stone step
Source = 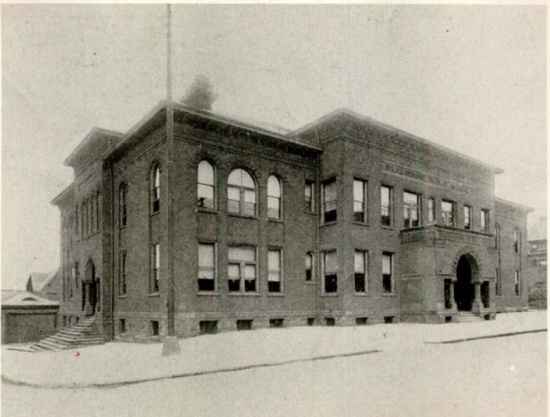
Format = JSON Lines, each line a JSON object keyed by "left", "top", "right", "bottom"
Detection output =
{"left": 30, "top": 317, "right": 104, "bottom": 352}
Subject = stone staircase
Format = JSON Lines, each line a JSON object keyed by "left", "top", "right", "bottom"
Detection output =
{"left": 30, "top": 317, "right": 104, "bottom": 352}
{"left": 455, "top": 312, "right": 484, "bottom": 323}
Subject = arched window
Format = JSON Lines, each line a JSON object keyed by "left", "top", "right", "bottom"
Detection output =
{"left": 305, "top": 252, "right": 314, "bottom": 281}
{"left": 197, "top": 161, "right": 215, "bottom": 209}
{"left": 119, "top": 183, "right": 127, "bottom": 228}
{"left": 514, "top": 228, "right": 521, "bottom": 253}
{"left": 227, "top": 169, "right": 256, "bottom": 216}
{"left": 267, "top": 175, "right": 282, "bottom": 219}
{"left": 151, "top": 165, "right": 161, "bottom": 214}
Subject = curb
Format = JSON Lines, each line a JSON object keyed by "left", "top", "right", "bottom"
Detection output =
{"left": 424, "top": 328, "right": 547, "bottom": 345}
{"left": 2, "top": 349, "right": 382, "bottom": 391}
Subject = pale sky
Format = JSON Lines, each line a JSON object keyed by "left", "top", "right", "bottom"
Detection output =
{"left": 2, "top": 5, "right": 546, "bottom": 289}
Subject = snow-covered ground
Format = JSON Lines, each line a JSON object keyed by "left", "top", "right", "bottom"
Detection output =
{"left": 1, "top": 312, "right": 547, "bottom": 417}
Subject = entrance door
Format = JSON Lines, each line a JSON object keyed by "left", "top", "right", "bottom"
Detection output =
{"left": 455, "top": 255, "right": 475, "bottom": 311}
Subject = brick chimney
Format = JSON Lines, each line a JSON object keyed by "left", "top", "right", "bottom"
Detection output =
{"left": 179, "top": 75, "right": 218, "bottom": 110}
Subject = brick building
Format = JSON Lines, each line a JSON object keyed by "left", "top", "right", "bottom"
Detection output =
{"left": 53, "top": 98, "right": 531, "bottom": 342}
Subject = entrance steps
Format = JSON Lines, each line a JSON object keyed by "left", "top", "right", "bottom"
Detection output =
{"left": 30, "top": 317, "right": 104, "bottom": 352}
{"left": 455, "top": 312, "right": 484, "bottom": 323}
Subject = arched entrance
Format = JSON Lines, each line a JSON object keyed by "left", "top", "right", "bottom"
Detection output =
{"left": 84, "top": 260, "right": 99, "bottom": 316}
{"left": 455, "top": 254, "right": 477, "bottom": 311}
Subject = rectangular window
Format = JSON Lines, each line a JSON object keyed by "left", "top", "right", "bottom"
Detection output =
{"left": 269, "top": 318, "right": 284, "bottom": 328}
{"left": 464, "top": 205, "right": 472, "bottom": 230}
{"left": 353, "top": 179, "right": 367, "bottom": 223}
{"left": 228, "top": 246, "right": 256, "bottom": 293}
{"left": 150, "top": 321, "right": 159, "bottom": 336}
{"left": 514, "top": 271, "right": 521, "bottom": 296}
{"left": 356, "top": 317, "right": 368, "bottom": 325}
{"left": 119, "top": 319, "right": 126, "bottom": 334}
{"left": 382, "top": 252, "right": 394, "bottom": 294}
{"left": 119, "top": 252, "right": 127, "bottom": 295}
{"left": 441, "top": 200, "right": 455, "bottom": 227}
{"left": 268, "top": 249, "right": 282, "bottom": 293}
{"left": 514, "top": 229, "right": 520, "bottom": 253}
{"left": 323, "top": 179, "right": 337, "bottom": 223}
{"left": 323, "top": 250, "right": 338, "bottom": 293}
{"left": 199, "top": 321, "right": 218, "bottom": 335}
{"left": 198, "top": 244, "right": 215, "bottom": 292}
{"left": 381, "top": 185, "right": 393, "bottom": 226}
{"left": 354, "top": 250, "right": 368, "bottom": 293}
{"left": 403, "top": 191, "right": 420, "bottom": 228}
{"left": 151, "top": 244, "right": 160, "bottom": 293}
{"left": 305, "top": 181, "right": 315, "bottom": 212}
{"left": 236, "top": 319, "right": 253, "bottom": 330}
{"left": 325, "top": 317, "right": 335, "bottom": 326}
{"left": 305, "top": 253, "right": 313, "bottom": 281}
{"left": 75, "top": 206, "right": 79, "bottom": 234}
{"left": 428, "top": 198, "right": 435, "bottom": 223}
{"left": 444, "top": 279, "right": 452, "bottom": 309}
{"left": 481, "top": 209, "right": 490, "bottom": 233}
{"left": 307, "top": 318, "right": 316, "bottom": 326}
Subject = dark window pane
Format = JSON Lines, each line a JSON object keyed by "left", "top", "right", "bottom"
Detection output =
{"left": 268, "top": 281, "right": 281, "bottom": 293}
{"left": 244, "top": 279, "right": 256, "bottom": 292}
{"left": 198, "top": 279, "right": 215, "bottom": 292}
{"left": 355, "top": 273, "right": 365, "bottom": 293}
{"left": 228, "top": 279, "right": 240, "bottom": 292}
{"left": 383, "top": 274, "right": 392, "bottom": 293}
{"left": 325, "top": 274, "right": 338, "bottom": 293}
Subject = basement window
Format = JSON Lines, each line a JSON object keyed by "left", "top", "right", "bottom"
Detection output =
{"left": 236, "top": 319, "right": 253, "bottom": 331}
{"left": 384, "top": 316, "right": 394, "bottom": 324}
{"left": 356, "top": 317, "right": 368, "bottom": 325}
{"left": 150, "top": 320, "right": 160, "bottom": 336}
{"left": 119, "top": 319, "right": 126, "bottom": 334}
{"left": 325, "top": 317, "right": 335, "bottom": 326}
{"left": 307, "top": 318, "right": 316, "bottom": 326}
{"left": 199, "top": 321, "right": 218, "bottom": 335}
{"left": 269, "top": 318, "right": 284, "bottom": 328}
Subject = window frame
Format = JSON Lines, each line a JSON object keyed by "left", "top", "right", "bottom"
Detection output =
{"left": 441, "top": 200, "right": 455, "bottom": 227}
{"left": 463, "top": 205, "right": 472, "bottom": 230}
{"left": 354, "top": 250, "right": 368, "bottom": 294}
{"left": 119, "top": 183, "right": 127, "bottom": 229}
{"left": 305, "top": 252, "right": 314, "bottom": 282}
{"left": 322, "top": 250, "right": 338, "bottom": 294}
{"left": 428, "top": 198, "right": 435, "bottom": 223}
{"left": 495, "top": 268, "right": 502, "bottom": 297}
{"left": 119, "top": 251, "right": 127, "bottom": 296}
{"left": 267, "top": 248, "right": 283, "bottom": 293}
{"left": 227, "top": 169, "right": 257, "bottom": 217}
{"left": 382, "top": 252, "right": 394, "bottom": 294}
{"left": 197, "top": 160, "right": 216, "bottom": 211}
{"left": 267, "top": 175, "right": 282, "bottom": 220}
{"left": 304, "top": 180, "right": 315, "bottom": 213}
{"left": 322, "top": 178, "right": 337, "bottom": 224}
{"left": 481, "top": 209, "right": 490, "bottom": 233}
{"left": 514, "top": 228, "right": 521, "bottom": 253}
{"left": 151, "top": 164, "right": 161, "bottom": 215}
{"left": 403, "top": 191, "right": 420, "bottom": 229}
{"left": 353, "top": 179, "right": 368, "bottom": 224}
{"left": 150, "top": 243, "right": 160, "bottom": 294}
{"left": 198, "top": 242, "right": 216, "bottom": 292}
{"left": 381, "top": 185, "right": 393, "bottom": 227}
{"left": 227, "top": 245, "right": 258, "bottom": 293}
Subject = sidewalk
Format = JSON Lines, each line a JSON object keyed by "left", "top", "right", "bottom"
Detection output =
{"left": 2, "top": 311, "right": 546, "bottom": 389}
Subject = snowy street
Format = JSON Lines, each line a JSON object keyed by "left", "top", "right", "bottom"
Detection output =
{"left": 2, "top": 312, "right": 547, "bottom": 417}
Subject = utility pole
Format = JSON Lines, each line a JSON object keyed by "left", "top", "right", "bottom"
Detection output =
{"left": 162, "top": 3, "right": 181, "bottom": 356}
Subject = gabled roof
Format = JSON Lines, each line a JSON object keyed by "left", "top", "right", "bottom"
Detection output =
{"left": 27, "top": 269, "right": 59, "bottom": 293}
{"left": 293, "top": 108, "right": 504, "bottom": 174}
{"left": 1, "top": 291, "right": 59, "bottom": 307}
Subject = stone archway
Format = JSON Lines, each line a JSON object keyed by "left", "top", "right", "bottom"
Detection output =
{"left": 84, "top": 259, "right": 97, "bottom": 316}
{"left": 455, "top": 254, "right": 477, "bottom": 311}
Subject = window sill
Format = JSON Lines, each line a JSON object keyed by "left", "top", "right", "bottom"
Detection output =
{"left": 381, "top": 226, "right": 394, "bottom": 231}
{"left": 227, "top": 213, "right": 258, "bottom": 220}
{"left": 150, "top": 212, "right": 160, "bottom": 218}
{"left": 117, "top": 295, "right": 127, "bottom": 299}
{"left": 320, "top": 293, "right": 339, "bottom": 297}
{"left": 381, "top": 293, "right": 396, "bottom": 297}
{"left": 119, "top": 226, "right": 127, "bottom": 231}
{"left": 305, "top": 281, "right": 317, "bottom": 285}
{"left": 227, "top": 293, "right": 262, "bottom": 297}
{"left": 148, "top": 293, "right": 160, "bottom": 297}
{"left": 268, "top": 218, "right": 284, "bottom": 224}
{"left": 197, "top": 292, "right": 220, "bottom": 296}
{"left": 353, "top": 222, "right": 369, "bottom": 227}
{"left": 303, "top": 211, "right": 317, "bottom": 216}
{"left": 321, "top": 221, "right": 337, "bottom": 227}
{"left": 267, "top": 293, "right": 285, "bottom": 297}
{"left": 354, "top": 293, "right": 371, "bottom": 297}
